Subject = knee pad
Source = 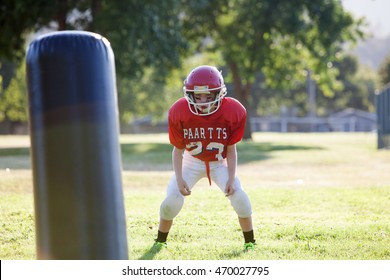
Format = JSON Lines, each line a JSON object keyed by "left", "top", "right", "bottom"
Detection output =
{"left": 160, "top": 194, "right": 184, "bottom": 220}
{"left": 229, "top": 189, "right": 252, "bottom": 218}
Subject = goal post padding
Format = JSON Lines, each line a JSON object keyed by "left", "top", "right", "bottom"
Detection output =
{"left": 26, "top": 31, "right": 128, "bottom": 259}
{"left": 376, "top": 85, "right": 390, "bottom": 149}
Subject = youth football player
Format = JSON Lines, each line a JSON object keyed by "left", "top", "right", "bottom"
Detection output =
{"left": 155, "top": 65, "right": 255, "bottom": 251}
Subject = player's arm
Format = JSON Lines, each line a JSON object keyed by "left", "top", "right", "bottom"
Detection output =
{"left": 172, "top": 147, "right": 191, "bottom": 196}
{"left": 225, "top": 144, "right": 237, "bottom": 196}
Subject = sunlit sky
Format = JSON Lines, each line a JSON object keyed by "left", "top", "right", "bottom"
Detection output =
{"left": 342, "top": 0, "right": 390, "bottom": 38}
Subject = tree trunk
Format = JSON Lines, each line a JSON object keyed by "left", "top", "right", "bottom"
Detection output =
{"left": 228, "top": 61, "right": 253, "bottom": 140}
{"left": 89, "top": 0, "right": 101, "bottom": 31}
{"left": 55, "top": 0, "right": 68, "bottom": 30}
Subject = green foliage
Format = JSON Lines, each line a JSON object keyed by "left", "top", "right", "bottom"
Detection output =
{"left": 1, "top": 0, "right": 189, "bottom": 125}
{"left": 117, "top": 69, "right": 172, "bottom": 122}
{"left": 181, "top": 0, "right": 364, "bottom": 88}
{"left": 378, "top": 53, "right": 390, "bottom": 87}
{"left": 92, "top": 1, "right": 186, "bottom": 79}
{"left": 179, "top": 0, "right": 366, "bottom": 139}
{"left": 0, "top": 61, "right": 28, "bottom": 122}
{"left": 0, "top": 0, "right": 55, "bottom": 61}
{"left": 318, "top": 55, "right": 378, "bottom": 114}
{"left": 0, "top": 0, "right": 373, "bottom": 130}
{"left": 118, "top": 52, "right": 225, "bottom": 122}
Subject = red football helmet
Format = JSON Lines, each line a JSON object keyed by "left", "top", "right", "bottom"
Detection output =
{"left": 183, "top": 65, "right": 227, "bottom": 116}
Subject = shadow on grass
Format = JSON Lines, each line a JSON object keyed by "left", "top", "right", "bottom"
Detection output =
{"left": 218, "top": 249, "right": 246, "bottom": 259}
{"left": 0, "top": 147, "right": 31, "bottom": 169}
{"left": 137, "top": 244, "right": 247, "bottom": 260}
{"left": 0, "top": 147, "right": 30, "bottom": 156}
{"left": 137, "top": 246, "right": 249, "bottom": 260}
{"left": 121, "top": 143, "right": 173, "bottom": 171}
{"left": 237, "top": 141, "right": 323, "bottom": 164}
{"left": 138, "top": 243, "right": 164, "bottom": 260}
{"left": 0, "top": 141, "right": 323, "bottom": 170}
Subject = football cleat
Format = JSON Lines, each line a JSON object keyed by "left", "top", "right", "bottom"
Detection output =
{"left": 244, "top": 242, "right": 256, "bottom": 252}
{"left": 153, "top": 241, "right": 167, "bottom": 250}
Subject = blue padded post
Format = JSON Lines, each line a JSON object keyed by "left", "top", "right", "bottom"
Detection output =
{"left": 26, "top": 31, "right": 128, "bottom": 259}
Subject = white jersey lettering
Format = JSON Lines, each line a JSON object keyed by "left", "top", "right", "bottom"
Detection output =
{"left": 183, "top": 127, "right": 227, "bottom": 140}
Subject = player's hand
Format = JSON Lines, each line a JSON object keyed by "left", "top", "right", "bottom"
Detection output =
{"left": 177, "top": 178, "right": 191, "bottom": 196}
{"left": 225, "top": 178, "right": 236, "bottom": 197}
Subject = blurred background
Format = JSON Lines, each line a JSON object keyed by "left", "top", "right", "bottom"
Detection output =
{"left": 0, "top": 0, "right": 389, "bottom": 139}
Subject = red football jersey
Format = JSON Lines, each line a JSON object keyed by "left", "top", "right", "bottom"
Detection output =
{"left": 168, "top": 97, "right": 246, "bottom": 162}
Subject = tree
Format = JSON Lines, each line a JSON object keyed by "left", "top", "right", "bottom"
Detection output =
{"left": 0, "top": 0, "right": 187, "bottom": 125}
{"left": 90, "top": 1, "right": 187, "bottom": 123}
{"left": 318, "top": 54, "right": 377, "bottom": 114}
{"left": 0, "top": 60, "right": 28, "bottom": 132}
{"left": 378, "top": 53, "right": 390, "bottom": 87}
{"left": 0, "top": 0, "right": 366, "bottom": 134}
{"left": 90, "top": 1, "right": 186, "bottom": 81}
{"left": 0, "top": 0, "right": 57, "bottom": 61}
{"left": 181, "top": 0, "right": 365, "bottom": 139}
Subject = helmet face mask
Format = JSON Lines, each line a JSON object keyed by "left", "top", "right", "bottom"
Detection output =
{"left": 183, "top": 65, "right": 227, "bottom": 116}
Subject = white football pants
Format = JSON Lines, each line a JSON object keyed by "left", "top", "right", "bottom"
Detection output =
{"left": 160, "top": 151, "right": 252, "bottom": 220}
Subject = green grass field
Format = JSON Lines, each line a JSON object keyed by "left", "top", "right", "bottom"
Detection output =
{"left": 1, "top": 132, "right": 389, "bottom": 260}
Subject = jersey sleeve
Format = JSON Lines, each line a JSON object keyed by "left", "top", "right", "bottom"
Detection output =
{"left": 168, "top": 102, "right": 186, "bottom": 149}
{"left": 227, "top": 99, "right": 247, "bottom": 145}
